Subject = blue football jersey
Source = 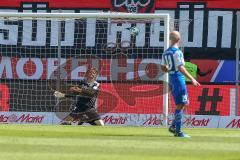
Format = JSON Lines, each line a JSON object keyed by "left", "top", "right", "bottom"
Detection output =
{"left": 161, "top": 47, "right": 185, "bottom": 77}
{"left": 161, "top": 46, "right": 189, "bottom": 105}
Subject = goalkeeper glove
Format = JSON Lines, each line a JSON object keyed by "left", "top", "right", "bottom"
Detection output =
{"left": 54, "top": 91, "right": 65, "bottom": 98}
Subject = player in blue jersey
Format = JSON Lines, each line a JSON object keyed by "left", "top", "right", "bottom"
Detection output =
{"left": 161, "top": 31, "right": 200, "bottom": 138}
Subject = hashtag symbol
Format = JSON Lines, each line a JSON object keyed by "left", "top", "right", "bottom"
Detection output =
{"left": 195, "top": 88, "right": 222, "bottom": 115}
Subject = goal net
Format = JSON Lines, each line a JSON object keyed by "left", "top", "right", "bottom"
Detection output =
{"left": 0, "top": 12, "right": 171, "bottom": 125}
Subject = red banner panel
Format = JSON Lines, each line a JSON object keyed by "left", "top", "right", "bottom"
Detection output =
{"left": 98, "top": 84, "right": 240, "bottom": 116}
{"left": 187, "top": 85, "right": 231, "bottom": 116}
{"left": 0, "top": 0, "right": 240, "bottom": 9}
{"left": 1, "top": 80, "right": 239, "bottom": 116}
{"left": 0, "top": 84, "right": 10, "bottom": 111}
{"left": 98, "top": 83, "right": 164, "bottom": 114}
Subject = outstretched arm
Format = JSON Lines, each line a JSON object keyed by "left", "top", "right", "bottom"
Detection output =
{"left": 53, "top": 86, "right": 98, "bottom": 98}
{"left": 69, "top": 86, "right": 98, "bottom": 97}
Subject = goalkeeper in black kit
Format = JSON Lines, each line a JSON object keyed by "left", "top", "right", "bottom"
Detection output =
{"left": 54, "top": 67, "right": 104, "bottom": 126}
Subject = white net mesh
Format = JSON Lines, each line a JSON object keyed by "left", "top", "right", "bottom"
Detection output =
{"left": 0, "top": 13, "right": 170, "bottom": 121}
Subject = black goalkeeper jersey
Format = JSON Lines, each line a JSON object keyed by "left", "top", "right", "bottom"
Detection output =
{"left": 71, "top": 80, "right": 99, "bottom": 112}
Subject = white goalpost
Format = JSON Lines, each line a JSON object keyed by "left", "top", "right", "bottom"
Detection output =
{"left": 0, "top": 12, "right": 170, "bottom": 125}
{"left": 236, "top": 11, "right": 240, "bottom": 116}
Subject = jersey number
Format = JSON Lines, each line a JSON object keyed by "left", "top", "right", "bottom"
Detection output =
{"left": 164, "top": 55, "right": 173, "bottom": 71}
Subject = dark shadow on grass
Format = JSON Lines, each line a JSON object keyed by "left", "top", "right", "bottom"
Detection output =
{"left": 88, "top": 133, "right": 173, "bottom": 138}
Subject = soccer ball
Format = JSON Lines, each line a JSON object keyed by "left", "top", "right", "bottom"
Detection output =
{"left": 128, "top": 26, "right": 139, "bottom": 36}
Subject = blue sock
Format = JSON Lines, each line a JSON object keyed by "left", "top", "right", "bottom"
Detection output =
{"left": 171, "top": 110, "right": 178, "bottom": 128}
{"left": 174, "top": 109, "right": 183, "bottom": 133}
{"left": 171, "top": 119, "right": 176, "bottom": 128}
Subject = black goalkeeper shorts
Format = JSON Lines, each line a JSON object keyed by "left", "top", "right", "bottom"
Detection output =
{"left": 72, "top": 107, "right": 101, "bottom": 123}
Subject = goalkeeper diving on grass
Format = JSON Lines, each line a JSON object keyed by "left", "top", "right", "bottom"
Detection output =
{"left": 54, "top": 67, "right": 104, "bottom": 126}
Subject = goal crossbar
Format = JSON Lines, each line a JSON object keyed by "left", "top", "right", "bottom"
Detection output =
{"left": 0, "top": 11, "right": 170, "bottom": 126}
{"left": 0, "top": 12, "right": 169, "bottom": 19}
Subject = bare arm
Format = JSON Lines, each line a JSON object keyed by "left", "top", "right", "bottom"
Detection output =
{"left": 178, "top": 65, "right": 201, "bottom": 86}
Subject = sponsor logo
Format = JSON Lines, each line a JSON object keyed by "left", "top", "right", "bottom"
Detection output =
{"left": 184, "top": 117, "right": 211, "bottom": 127}
{"left": 0, "top": 114, "right": 44, "bottom": 123}
{"left": 0, "top": 57, "right": 165, "bottom": 81}
{"left": 225, "top": 118, "right": 240, "bottom": 128}
{"left": 102, "top": 115, "right": 127, "bottom": 124}
{"left": 142, "top": 116, "right": 163, "bottom": 126}
{"left": 111, "top": 0, "right": 155, "bottom": 13}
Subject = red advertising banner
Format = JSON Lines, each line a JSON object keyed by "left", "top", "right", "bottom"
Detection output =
{"left": 156, "top": 0, "right": 240, "bottom": 9}
{"left": 98, "top": 83, "right": 164, "bottom": 114}
{"left": 0, "top": 57, "right": 223, "bottom": 83}
{"left": 0, "top": 84, "right": 10, "bottom": 111}
{"left": 1, "top": 81, "right": 239, "bottom": 116}
{"left": 98, "top": 84, "right": 240, "bottom": 116}
{"left": 186, "top": 85, "right": 232, "bottom": 116}
{"left": 0, "top": 0, "right": 240, "bottom": 9}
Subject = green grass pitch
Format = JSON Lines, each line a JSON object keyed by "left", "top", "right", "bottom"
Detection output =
{"left": 0, "top": 125, "right": 239, "bottom": 160}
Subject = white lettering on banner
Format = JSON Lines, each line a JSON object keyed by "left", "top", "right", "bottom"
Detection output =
{"left": 184, "top": 117, "right": 211, "bottom": 127}
{"left": 47, "top": 58, "right": 67, "bottom": 79}
{"left": 225, "top": 118, "right": 240, "bottom": 128}
{"left": 0, "top": 9, "right": 18, "bottom": 45}
{"left": 107, "top": 23, "right": 131, "bottom": 45}
{"left": 50, "top": 10, "right": 75, "bottom": 46}
{"left": 16, "top": 58, "right": 43, "bottom": 79}
{"left": 150, "top": 19, "right": 165, "bottom": 47}
{"left": 0, "top": 57, "right": 13, "bottom": 79}
{"left": 0, "top": 114, "right": 44, "bottom": 123}
{"left": 207, "top": 11, "right": 233, "bottom": 48}
{"left": 0, "top": 2, "right": 237, "bottom": 53}
{"left": 179, "top": 10, "right": 204, "bottom": 47}
{"left": 80, "top": 10, "right": 102, "bottom": 47}
{"left": 135, "top": 23, "right": 146, "bottom": 46}
{"left": 0, "top": 8, "right": 235, "bottom": 49}
{"left": 102, "top": 115, "right": 127, "bottom": 124}
{"left": 22, "top": 10, "right": 47, "bottom": 46}
{"left": 85, "top": 17, "right": 96, "bottom": 47}
{"left": 0, "top": 57, "right": 165, "bottom": 80}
